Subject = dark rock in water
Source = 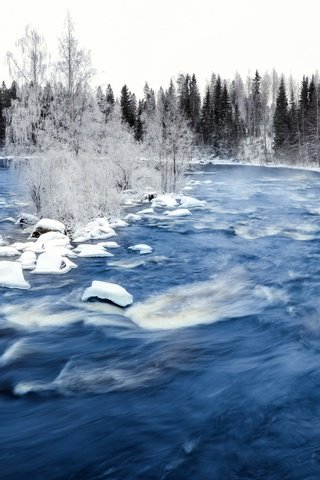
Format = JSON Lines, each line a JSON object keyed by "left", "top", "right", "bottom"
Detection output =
{"left": 142, "top": 192, "right": 157, "bottom": 202}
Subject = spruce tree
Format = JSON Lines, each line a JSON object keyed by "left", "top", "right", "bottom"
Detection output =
{"left": 212, "top": 75, "right": 223, "bottom": 153}
{"left": 135, "top": 100, "right": 144, "bottom": 141}
{"left": 299, "top": 76, "right": 309, "bottom": 143}
{"left": 190, "top": 74, "right": 201, "bottom": 133}
{"left": 201, "top": 86, "right": 213, "bottom": 146}
{"left": 120, "top": 84, "right": 136, "bottom": 128}
{"left": 251, "top": 70, "right": 262, "bottom": 137}
{"left": 105, "top": 84, "right": 115, "bottom": 119}
{"left": 273, "top": 78, "right": 289, "bottom": 155}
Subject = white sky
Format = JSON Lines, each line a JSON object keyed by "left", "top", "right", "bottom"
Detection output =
{"left": 1, "top": 0, "right": 320, "bottom": 97}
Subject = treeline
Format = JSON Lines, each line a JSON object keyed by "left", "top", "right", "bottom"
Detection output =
{"left": 3, "top": 68, "right": 320, "bottom": 166}
{"left": 95, "top": 70, "right": 320, "bottom": 165}
{"left": 0, "top": 82, "right": 17, "bottom": 146}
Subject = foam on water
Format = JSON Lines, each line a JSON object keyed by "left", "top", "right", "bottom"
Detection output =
{"left": 14, "top": 355, "right": 161, "bottom": 396}
{"left": 0, "top": 302, "right": 82, "bottom": 329}
{"left": 0, "top": 339, "right": 31, "bottom": 366}
{"left": 127, "top": 268, "right": 284, "bottom": 330}
{"left": 235, "top": 224, "right": 282, "bottom": 240}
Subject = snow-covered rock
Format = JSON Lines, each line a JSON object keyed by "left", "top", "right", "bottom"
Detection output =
{"left": 82, "top": 280, "right": 133, "bottom": 307}
{"left": 128, "top": 244, "right": 153, "bottom": 255}
{"left": 164, "top": 209, "right": 192, "bottom": 217}
{"left": 89, "top": 227, "right": 117, "bottom": 240}
{"left": 72, "top": 234, "right": 91, "bottom": 243}
{"left": 124, "top": 213, "right": 142, "bottom": 222}
{"left": 17, "top": 251, "right": 37, "bottom": 270}
{"left": 152, "top": 194, "right": 178, "bottom": 208}
{"left": 12, "top": 242, "right": 34, "bottom": 251}
{"left": 97, "top": 241, "right": 120, "bottom": 249}
{"left": 16, "top": 213, "right": 39, "bottom": 226}
{"left": 32, "top": 253, "right": 77, "bottom": 274}
{"left": 73, "top": 244, "right": 113, "bottom": 257}
{"left": 23, "top": 242, "right": 45, "bottom": 254}
{"left": 45, "top": 246, "right": 77, "bottom": 258}
{"left": 137, "top": 208, "right": 154, "bottom": 215}
{"left": 35, "top": 232, "right": 72, "bottom": 253}
{"left": 109, "top": 218, "right": 129, "bottom": 228}
{"left": 72, "top": 218, "right": 117, "bottom": 242}
{"left": 36, "top": 232, "right": 69, "bottom": 244}
{"left": 0, "top": 246, "right": 21, "bottom": 257}
{"left": 31, "top": 218, "right": 66, "bottom": 238}
{"left": 179, "top": 196, "right": 206, "bottom": 208}
{"left": 0, "top": 261, "right": 30, "bottom": 289}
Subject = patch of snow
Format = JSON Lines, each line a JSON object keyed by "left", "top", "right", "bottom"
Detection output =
{"left": 0, "top": 246, "right": 21, "bottom": 257}
{"left": 128, "top": 244, "right": 153, "bottom": 255}
{"left": 137, "top": 208, "right": 154, "bottom": 215}
{"left": 72, "top": 234, "right": 91, "bottom": 243}
{"left": 152, "top": 194, "right": 178, "bottom": 208}
{"left": 17, "top": 251, "right": 37, "bottom": 270}
{"left": 124, "top": 213, "right": 142, "bottom": 222}
{"left": 109, "top": 219, "right": 129, "bottom": 228}
{"left": 82, "top": 280, "right": 133, "bottom": 307}
{"left": 73, "top": 244, "right": 113, "bottom": 257}
{"left": 31, "top": 218, "right": 66, "bottom": 238}
{"left": 16, "top": 213, "right": 39, "bottom": 226}
{"left": 32, "top": 253, "right": 77, "bottom": 274}
{"left": 88, "top": 227, "right": 117, "bottom": 240}
{"left": 97, "top": 241, "right": 120, "bottom": 249}
{"left": 179, "top": 196, "right": 206, "bottom": 208}
{"left": 164, "top": 209, "right": 192, "bottom": 217}
{"left": 0, "top": 261, "right": 30, "bottom": 289}
{"left": 12, "top": 242, "right": 32, "bottom": 251}
{"left": 23, "top": 243, "right": 45, "bottom": 254}
{"left": 45, "top": 247, "right": 77, "bottom": 258}
{"left": 36, "top": 232, "right": 69, "bottom": 244}
{"left": 72, "top": 218, "right": 117, "bottom": 242}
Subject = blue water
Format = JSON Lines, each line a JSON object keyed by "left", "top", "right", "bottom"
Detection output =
{"left": 1, "top": 163, "right": 320, "bottom": 478}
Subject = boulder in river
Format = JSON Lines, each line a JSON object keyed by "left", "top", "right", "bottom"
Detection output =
{"left": 31, "top": 219, "right": 66, "bottom": 238}
{"left": 82, "top": 280, "right": 133, "bottom": 307}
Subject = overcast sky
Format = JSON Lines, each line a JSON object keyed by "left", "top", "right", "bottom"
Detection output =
{"left": 1, "top": 0, "right": 320, "bottom": 97}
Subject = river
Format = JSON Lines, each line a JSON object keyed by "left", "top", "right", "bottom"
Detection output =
{"left": 1, "top": 163, "right": 320, "bottom": 479}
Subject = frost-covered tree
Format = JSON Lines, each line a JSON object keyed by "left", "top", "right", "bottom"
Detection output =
{"left": 6, "top": 26, "right": 48, "bottom": 152}
{"left": 104, "top": 104, "right": 158, "bottom": 193}
{"left": 144, "top": 82, "right": 194, "bottom": 192}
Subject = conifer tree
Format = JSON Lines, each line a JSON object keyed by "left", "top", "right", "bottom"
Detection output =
{"left": 105, "top": 84, "right": 115, "bottom": 119}
{"left": 189, "top": 74, "right": 201, "bottom": 133}
{"left": 299, "top": 76, "right": 309, "bottom": 143}
{"left": 251, "top": 70, "right": 262, "bottom": 137}
{"left": 273, "top": 78, "right": 289, "bottom": 155}
{"left": 201, "top": 86, "right": 213, "bottom": 146}
{"left": 134, "top": 100, "right": 144, "bottom": 141}
{"left": 120, "top": 84, "right": 136, "bottom": 128}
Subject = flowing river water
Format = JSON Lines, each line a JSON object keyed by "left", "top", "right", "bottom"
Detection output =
{"left": 1, "top": 162, "right": 320, "bottom": 479}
